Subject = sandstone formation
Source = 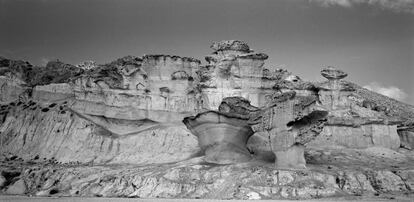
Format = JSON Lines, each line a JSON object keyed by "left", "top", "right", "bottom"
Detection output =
{"left": 216, "top": 92, "right": 328, "bottom": 169}
{"left": 0, "top": 100, "right": 199, "bottom": 164}
{"left": 0, "top": 147, "right": 413, "bottom": 200}
{"left": 72, "top": 54, "right": 201, "bottom": 122}
{"left": 0, "top": 40, "right": 414, "bottom": 199}
{"left": 0, "top": 56, "right": 201, "bottom": 165}
{"left": 308, "top": 66, "right": 402, "bottom": 150}
{"left": 183, "top": 111, "right": 254, "bottom": 164}
{"left": 398, "top": 130, "right": 414, "bottom": 149}
{"left": 199, "top": 40, "right": 272, "bottom": 109}
{"left": 5, "top": 179, "right": 26, "bottom": 195}
{"left": 76, "top": 60, "right": 97, "bottom": 70}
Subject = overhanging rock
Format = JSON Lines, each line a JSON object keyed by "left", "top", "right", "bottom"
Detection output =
{"left": 183, "top": 110, "right": 254, "bottom": 164}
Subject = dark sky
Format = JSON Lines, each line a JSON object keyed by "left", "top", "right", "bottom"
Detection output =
{"left": 1, "top": 0, "right": 413, "bottom": 104}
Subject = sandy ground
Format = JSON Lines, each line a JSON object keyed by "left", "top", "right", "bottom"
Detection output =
{"left": 0, "top": 195, "right": 413, "bottom": 202}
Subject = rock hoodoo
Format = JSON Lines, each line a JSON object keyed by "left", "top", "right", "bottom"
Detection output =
{"left": 199, "top": 40, "right": 272, "bottom": 109}
{"left": 308, "top": 66, "right": 402, "bottom": 150}
{"left": 214, "top": 92, "right": 328, "bottom": 168}
{"left": 318, "top": 66, "right": 353, "bottom": 110}
{"left": 183, "top": 110, "right": 254, "bottom": 164}
{"left": 320, "top": 66, "right": 348, "bottom": 80}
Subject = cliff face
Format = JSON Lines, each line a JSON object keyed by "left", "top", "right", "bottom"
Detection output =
{"left": 1, "top": 42, "right": 412, "bottom": 164}
{"left": 0, "top": 55, "right": 202, "bottom": 165}
{"left": 1, "top": 41, "right": 412, "bottom": 163}
{"left": 0, "top": 41, "right": 413, "bottom": 199}
{"left": 199, "top": 40, "right": 315, "bottom": 109}
{"left": 71, "top": 55, "right": 201, "bottom": 122}
{"left": 0, "top": 100, "right": 199, "bottom": 165}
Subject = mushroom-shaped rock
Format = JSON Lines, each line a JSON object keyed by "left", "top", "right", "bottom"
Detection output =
{"left": 318, "top": 66, "right": 355, "bottom": 110}
{"left": 321, "top": 66, "right": 348, "bottom": 80}
{"left": 183, "top": 111, "right": 254, "bottom": 164}
{"left": 320, "top": 66, "right": 349, "bottom": 90}
{"left": 211, "top": 40, "right": 251, "bottom": 53}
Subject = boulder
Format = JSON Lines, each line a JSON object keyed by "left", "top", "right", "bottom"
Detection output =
{"left": 5, "top": 179, "right": 26, "bottom": 195}
{"left": 210, "top": 40, "right": 252, "bottom": 52}
{"left": 320, "top": 66, "right": 348, "bottom": 80}
{"left": 0, "top": 173, "right": 5, "bottom": 187}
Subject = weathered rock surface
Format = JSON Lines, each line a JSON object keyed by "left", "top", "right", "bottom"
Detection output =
{"left": 183, "top": 110, "right": 254, "bottom": 164}
{"left": 0, "top": 147, "right": 412, "bottom": 199}
{"left": 307, "top": 66, "right": 403, "bottom": 150}
{"left": 72, "top": 54, "right": 201, "bottom": 122}
{"left": 5, "top": 179, "right": 26, "bottom": 195}
{"left": 0, "top": 101, "right": 199, "bottom": 164}
{"left": 321, "top": 66, "right": 348, "bottom": 80}
{"left": 0, "top": 40, "right": 414, "bottom": 199}
{"left": 231, "top": 92, "right": 328, "bottom": 169}
{"left": 76, "top": 60, "right": 97, "bottom": 70}
{"left": 0, "top": 174, "right": 5, "bottom": 188}
{"left": 200, "top": 40, "right": 308, "bottom": 109}
{"left": 398, "top": 130, "right": 414, "bottom": 149}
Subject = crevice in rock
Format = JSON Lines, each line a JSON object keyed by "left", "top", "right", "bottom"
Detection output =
{"left": 335, "top": 175, "right": 345, "bottom": 190}
{"left": 364, "top": 171, "right": 381, "bottom": 193}
{"left": 1, "top": 171, "right": 21, "bottom": 187}
{"left": 391, "top": 170, "right": 412, "bottom": 191}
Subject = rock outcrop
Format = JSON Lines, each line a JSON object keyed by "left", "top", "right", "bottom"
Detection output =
{"left": 183, "top": 111, "right": 254, "bottom": 164}
{"left": 215, "top": 92, "right": 328, "bottom": 168}
{"left": 0, "top": 100, "right": 199, "bottom": 165}
{"left": 0, "top": 40, "right": 413, "bottom": 200}
{"left": 72, "top": 54, "right": 201, "bottom": 122}
{"left": 76, "top": 60, "right": 97, "bottom": 70}
{"left": 1, "top": 146, "right": 413, "bottom": 199}
{"left": 398, "top": 129, "right": 414, "bottom": 149}
{"left": 308, "top": 66, "right": 402, "bottom": 150}
{"left": 199, "top": 40, "right": 272, "bottom": 109}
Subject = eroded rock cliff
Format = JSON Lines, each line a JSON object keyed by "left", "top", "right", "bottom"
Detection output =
{"left": 0, "top": 40, "right": 413, "bottom": 199}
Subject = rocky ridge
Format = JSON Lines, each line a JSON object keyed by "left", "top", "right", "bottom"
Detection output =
{"left": 0, "top": 40, "right": 413, "bottom": 199}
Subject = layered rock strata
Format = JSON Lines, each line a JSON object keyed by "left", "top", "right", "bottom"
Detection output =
{"left": 1, "top": 147, "right": 413, "bottom": 199}
{"left": 199, "top": 40, "right": 272, "bottom": 109}
{"left": 0, "top": 40, "right": 414, "bottom": 200}
{"left": 72, "top": 55, "right": 202, "bottom": 122}
{"left": 308, "top": 67, "right": 401, "bottom": 150}
{"left": 0, "top": 100, "right": 199, "bottom": 164}
{"left": 398, "top": 130, "right": 414, "bottom": 150}
{"left": 183, "top": 111, "right": 254, "bottom": 164}
{"left": 218, "top": 92, "right": 328, "bottom": 168}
